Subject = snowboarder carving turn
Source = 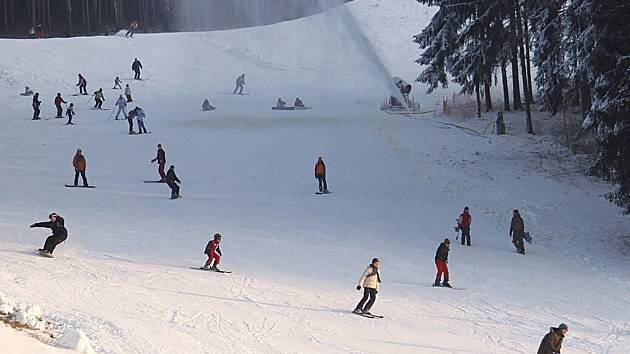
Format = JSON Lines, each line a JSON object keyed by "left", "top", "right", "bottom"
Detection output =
{"left": 314, "top": 157, "right": 329, "bottom": 194}
{"left": 233, "top": 74, "right": 245, "bottom": 94}
{"left": 132, "top": 58, "right": 143, "bottom": 80}
{"left": 434, "top": 238, "right": 451, "bottom": 287}
{"left": 353, "top": 258, "right": 382, "bottom": 317}
{"left": 537, "top": 323, "right": 568, "bottom": 354}
{"left": 30, "top": 213, "right": 67, "bottom": 256}
{"left": 510, "top": 209, "right": 525, "bottom": 254}
{"left": 203, "top": 233, "right": 223, "bottom": 271}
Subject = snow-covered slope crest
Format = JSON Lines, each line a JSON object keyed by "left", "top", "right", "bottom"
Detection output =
{"left": 0, "top": 0, "right": 629, "bottom": 353}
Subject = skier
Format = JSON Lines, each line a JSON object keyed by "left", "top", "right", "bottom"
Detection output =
{"left": 115, "top": 95, "right": 128, "bottom": 120}
{"left": 125, "top": 84, "right": 133, "bottom": 102}
{"left": 510, "top": 209, "right": 525, "bottom": 254}
{"left": 233, "top": 74, "right": 245, "bottom": 94}
{"left": 166, "top": 165, "right": 181, "bottom": 199}
{"left": 93, "top": 88, "right": 105, "bottom": 109}
{"left": 65, "top": 103, "right": 75, "bottom": 125}
{"left": 457, "top": 207, "right": 472, "bottom": 246}
{"left": 150, "top": 144, "right": 167, "bottom": 181}
{"left": 125, "top": 20, "right": 139, "bottom": 38}
{"left": 202, "top": 98, "right": 215, "bottom": 111}
{"left": 433, "top": 238, "right": 451, "bottom": 287}
{"left": 113, "top": 76, "right": 122, "bottom": 89}
{"left": 21, "top": 86, "right": 34, "bottom": 96}
{"left": 202, "top": 233, "right": 223, "bottom": 271}
{"left": 132, "top": 58, "right": 143, "bottom": 80}
{"left": 294, "top": 97, "right": 304, "bottom": 108}
{"left": 353, "top": 257, "right": 381, "bottom": 316}
{"left": 314, "top": 157, "right": 328, "bottom": 193}
{"left": 537, "top": 323, "right": 568, "bottom": 354}
{"left": 32, "top": 93, "right": 41, "bottom": 120}
{"left": 72, "top": 148, "right": 89, "bottom": 187}
{"left": 76, "top": 74, "right": 88, "bottom": 95}
{"left": 126, "top": 107, "right": 136, "bottom": 134}
{"left": 54, "top": 93, "right": 67, "bottom": 118}
{"left": 275, "top": 98, "right": 287, "bottom": 108}
{"left": 30, "top": 213, "right": 67, "bottom": 255}
{"left": 134, "top": 106, "right": 149, "bottom": 134}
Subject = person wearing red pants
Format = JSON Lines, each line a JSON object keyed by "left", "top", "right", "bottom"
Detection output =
{"left": 433, "top": 238, "right": 451, "bottom": 287}
{"left": 203, "top": 233, "right": 223, "bottom": 271}
{"left": 150, "top": 144, "right": 167, "bottom": 182}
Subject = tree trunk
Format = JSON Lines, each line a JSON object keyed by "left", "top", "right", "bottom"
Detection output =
{"left": 3, "top": 0, "right": 8, "bottom": 33}
{"left": 476, "top": 83, "right": 482, "bottom": 118}
{"left": 516, "top": 4, "right": 533, "bottom": 134}
{"left": 46, "top": 0, "right": 51, "bottom": 34}
{"left": 523, "top": 7, "right": 534, "bottom": 103}
{"left": 580, "top": 81, "right": 592, "bottom": 120}
{"left": 509, "top": 7, "right": 522, "bottom": 110}
{"left": 501, "top": 61, "right": 510, "bottom": 111}
{"left": 66, "top": 0, "right": 72, "bottom": 35}
{"left": 484, "top": 79, "right": 493, "bottom": 112}
{"left": 31, "top": 0, "right": 36, "bottom": 29}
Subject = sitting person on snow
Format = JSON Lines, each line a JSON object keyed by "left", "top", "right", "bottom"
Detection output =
{"left": 21, "top": 86, "right": 34, "bottom": 96}
{"left": 276, "top": 98, "right": 287, "bottom": 108}
{"left": 202, "top": 98, "right": 215, "bottom": 111}
{"left": 294, "top": 97, "right": 304, "bottom": 108}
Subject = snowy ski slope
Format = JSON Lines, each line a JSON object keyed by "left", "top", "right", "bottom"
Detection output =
{"left": 0, "top": 0, "right": 629, "bottom": 353}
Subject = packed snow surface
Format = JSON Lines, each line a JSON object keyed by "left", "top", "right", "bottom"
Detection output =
{"left": 0, "top": 0, "right": 629, "bottom": 353}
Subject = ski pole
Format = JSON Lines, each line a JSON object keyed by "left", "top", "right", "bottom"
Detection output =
{"left": 108, "top": 107, "right": 116, "bottom": 120}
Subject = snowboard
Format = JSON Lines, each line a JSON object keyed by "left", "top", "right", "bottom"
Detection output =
{"left": 65, "top": 185, "right": 96, "bottom": 188}
{"left": 523, "top": 232, "right": 533, "bottom": 244}
{"left": 294, "top": 107, "right": 313, "bottom": 110}
{"left": 272, "top": 107, "right": 295, "bottom": 111}
{"left": 144, "top": 180, "right": 166, "bottom": 183}
{"left": 170, "top": 195, "right": 183, "bottom": 200}
{"left": 353, "top": 311, "right": 383, "bottom": 319}
{"left": 315, "top": 191, "right": 332, "bottom": 195}
{"left": 37, "top": 249, "right": 54, "bottom": 258}
{"left": 191, "top": 267, "right": 232, "bottom": 274}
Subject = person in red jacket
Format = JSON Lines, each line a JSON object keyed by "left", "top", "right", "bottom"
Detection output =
{"left": 203, "top": 233, "right": 223, "bottom": 271}
{"left": 314, "top": 156, "right": 329, "bottom": 193}
{"left": 457, "top": 207, "right": 472, "bottom": 246}
{"left": 54, "top": 93, "right": 67, "bottom": 118}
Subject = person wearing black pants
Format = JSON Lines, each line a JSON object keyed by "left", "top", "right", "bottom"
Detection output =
{"left": 30, "top": 213, "right": 68, "bottom": 255}
{"left": 166, "top": 165, "right": 181, "bottom": 199}
{"left": 353, "top": 258, "right": 381, "bottom": 316}
{"left": 32, "top": 93, "right": 41, "bottom": 120}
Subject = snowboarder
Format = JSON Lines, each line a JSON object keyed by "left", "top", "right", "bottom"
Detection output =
{"left": 202, "top": 98, "right": 215, "bottom": 111}
{"left": 275, "top": 98, "right": 287, "bottom": 108}
{"left": 353, "top": 257, "right": 381, "bottom": 316}
{"left": 510, "top": 209, "right": 525, "bottom": 254}
{"left": 72, "top": 148, "right": 89, "bottom": 187}
{"left": 202, "top": 233, "right": 223, "bottom": 271}
{"left": 125, "top": 20, "right": 139, "bottom": 38}
{"left": 537, "top": 323, "right": 568, "bottom": 354}
{"left": 132, "top": 58, "right": 143, "bottom": 80}
{"left": 166, "top": 165, "right": 181, "bottom": 199}
{"left": 32, "top": 93, "right": 41, "bottom": 120}
{"left": 434, "top": 238, "right": 451, "bottom": 287}
{"left": 233, "top": 74, "right": 245, "bottom": 94}
{"left": 113, "top": 76, "right": 123, "bottom": 89}
{"left": 125, "top": 84, "right": 133, "bottom": 102}
{"left": 21, "top": 86, "right": 34, "bottom": 96}
{"left": 134, "top": 106, "right": 149, "bottom": 134}
{"left": 93, "top": 89, "right": 105, "bottom": 109}
{"left": 314, "top": 157, "right": 328, "bottom": 193}
{"left": 115, "top": 95, "right": 128, "bottom": 120}
{"left": 294, "top": 97, "right": 304, "bottom": 108}
{"left": 65, "top": 103, "right": 75, "bottom": 125}
{"left": 30, "top": 213, "right": 67, "bottom": 255}
{"left": 457, "top": 207, "right": 472, "bottom": 246}
{"left": 150, "top": 144, "right": 167, "bottom": 181}
{"left": 76, "top": 74, "right": 88, "bottom": 95}
{"left": 54, "top": 93, "right": 67, "bottom": 118}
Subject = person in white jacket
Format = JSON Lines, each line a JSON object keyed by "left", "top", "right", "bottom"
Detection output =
{"left": 115, "top": 95, "right": 128, "bottom": 120}
{"left": 353, "top": 258, "right": 381, "bottom": 316}
{"left": 125, "top": 84, "right": 133, "bottom": 102}
{"left": 133, "top": 107, "right": 148, "bottom": 134}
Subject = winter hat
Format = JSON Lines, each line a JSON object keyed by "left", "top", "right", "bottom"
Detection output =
{"left": 464, "top": 206, "right": 469, "bottom": 211}
{"left": 371, "top": 257, "right": 380, "bottom": 264}
{"left": 444, "top": 238, "right": 451, "bottom": 244}
{"left": 48, "top": 213, "right": 58, "bottom": 219}
{"left": 214, "top": 233, "right": 222, "bottom": 240}
{"left": 558, "top": 323, "right": 568, "bottom": 330}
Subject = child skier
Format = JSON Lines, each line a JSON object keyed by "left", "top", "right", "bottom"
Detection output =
{"left": 30, "top": 213, "right": 67, "bottom": 255}
{"left": 65, "top": 103, "right": 75, "bottom": 125}
{"left": 203, "top": 233, "right": 223, "bottom": 271}
{"left": 353, "top": 258, "right": 381, "bottom": 316}
{"left": 434, "top": 238, "right": 451, "bottom": 287}
{"left": 93, "top": 88, "right": 105, "bottom": 109}
{"left": 113, "top": 77, "right": 122, "bottom": 89}
{"left": 125, "top": 84, "right": 133, "bottom": 102}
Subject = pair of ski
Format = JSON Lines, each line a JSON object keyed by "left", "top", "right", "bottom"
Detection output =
{"left": 353, "top": 311, "right": 383, "bottom": 319}
{"left": 315, "top": 190, "right": 332, "bottom": 195}
{"left": 192, "top": 267, "right": 231, "bottom": 274}
{"left": 65, "top": 185, "right": 95, "bottom": 188}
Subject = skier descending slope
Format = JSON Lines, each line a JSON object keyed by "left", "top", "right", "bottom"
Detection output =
{"left": 433, "top": 238, "right": 451, "bottom": 287}
{"left": 93, "top": 89, "right": 105, "bottom": 109}
{"left": 76, "top": 74, "right": 88, "bottom": 95}
{"left": 203, "top": 233, "right": 223, "bottom": 271}
{"left": 30, "top": 213, "right": 67, "bottom": 256}
{"left": 353, "top": 258, "right": 382, "bottom": 317}
{"left": 65, "top": 103, "right": 75, "bottom": 125}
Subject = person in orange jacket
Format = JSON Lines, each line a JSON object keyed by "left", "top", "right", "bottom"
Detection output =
{"left": 54, "top": 93, "right": 67, "bottom": 118}
{"left": 314, "top": 156, "right": 329, "bottom": 193}
{"left": 72, "top": 148, "right": 89, "bottom": 187}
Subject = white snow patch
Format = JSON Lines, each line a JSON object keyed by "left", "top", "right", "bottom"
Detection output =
{"left": 57, "top": 329, "right": 96, "bottom": 354}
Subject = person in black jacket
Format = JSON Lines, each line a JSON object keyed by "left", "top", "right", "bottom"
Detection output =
{"left": 30, "top": 213, "right": 67, "bottom": 254}
{"left": 434, "top": 238, "right": 451, "bottom": 287}
{"left": 166, "top": 165, "right": 181, "bottom": 199}
{"left": 150, "top": 144, "right": 166, "bottom": 181}
{"left": 32, "top": 93, "right": 41, "bottom": 120}
{"left": 132, "top": 58, "right": 143, "bottom": 80}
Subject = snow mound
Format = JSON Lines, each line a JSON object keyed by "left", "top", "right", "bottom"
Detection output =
{"left": 57, "top": 329, "right": 95, "bottom": 354}
{"left": 0, "top": 293, "right": 44, "bottom": 330}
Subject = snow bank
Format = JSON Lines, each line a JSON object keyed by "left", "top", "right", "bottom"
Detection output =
{"left": 57, "top": 329, "right": 96, "bottom": 354}
{"left": 0, "top": 293, "right": 45, "bottom": 330}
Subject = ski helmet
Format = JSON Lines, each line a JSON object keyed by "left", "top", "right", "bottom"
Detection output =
{"left": 214, "top": 233, "right": 222, "bottom": 240}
